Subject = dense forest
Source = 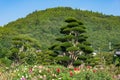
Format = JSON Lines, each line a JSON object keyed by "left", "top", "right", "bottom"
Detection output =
{"left": 0, "top": 7, "right": 120, "bottom": 65}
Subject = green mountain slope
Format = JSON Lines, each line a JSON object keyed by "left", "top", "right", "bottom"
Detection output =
{"left": 1, "top": 7, "right": 120, "bottom": 52}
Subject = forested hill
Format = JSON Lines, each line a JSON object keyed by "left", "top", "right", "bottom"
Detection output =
{"left": 1, "top": 7, "right": 120, "bottom": 53}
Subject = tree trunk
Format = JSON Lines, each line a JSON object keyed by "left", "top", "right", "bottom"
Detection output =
{"left": 67, "top": 61, "right": 74, "bottom": 69}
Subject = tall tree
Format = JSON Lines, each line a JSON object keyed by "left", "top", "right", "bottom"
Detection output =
{"left": 50, "top": 18, "right": 93, "bottom": 67}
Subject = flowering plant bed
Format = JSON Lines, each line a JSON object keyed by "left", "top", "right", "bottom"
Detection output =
{"left": 0, "top": 65, "right": 115, "bottom": 80}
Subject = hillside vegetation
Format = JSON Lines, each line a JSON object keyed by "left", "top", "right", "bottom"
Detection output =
{"left": 0, "top": 7, "right": 120, "bottom": 63}
{"left": 0, "top": 7, "right": 120, "bottom": 79}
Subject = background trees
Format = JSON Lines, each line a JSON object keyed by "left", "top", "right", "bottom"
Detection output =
{"left": 50, "top": 18, "right": 93, "bottom": 67}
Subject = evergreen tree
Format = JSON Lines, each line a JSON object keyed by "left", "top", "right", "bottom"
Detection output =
{"left": 50, "top": 18, "right": 93, "bottom": 67}
{"left": 9, "top": 34, "right": 41, "bottom": 64}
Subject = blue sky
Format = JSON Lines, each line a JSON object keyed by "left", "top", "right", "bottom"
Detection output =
{"left": 0, "top": 0, "right": 120, "bottom": 26}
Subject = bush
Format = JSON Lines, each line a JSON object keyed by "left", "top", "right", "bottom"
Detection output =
{"left": 0, "top": 57, "right": 12, "bottom": 67}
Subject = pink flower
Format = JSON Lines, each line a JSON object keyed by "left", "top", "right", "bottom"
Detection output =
{"left": 56, "top": 68, "right": 60, "bottom": 73}
{"left": 38, "top": 65, "right": 43, "bottom": 69}
{"left": 21, "top": 76, "right": 26, "bottom": 80}
{"left": 113, "top": 75, "right": 117, "bottom": 79}
{"left": 87, "top": 66, "right": 92, "bottom": 69}
{"left": 74, "top": 67, "right": 77, "bottom": 71}
{"left": 47, "top": 69, "right": 50, "bottom": 73}
{"left": 69, "top": 71, "right": 73, "bottom": 77}
{"left": 74, "top": 67, "right": 80, "bottom": 74}
{"left": 93, "top": 69, "right": 97, "bottom": 73}
{"left": 29, "top": 67, "right": 32, "bottom": 73}
{"left": 74, "top": 67, "right": 80, "bottom": 71}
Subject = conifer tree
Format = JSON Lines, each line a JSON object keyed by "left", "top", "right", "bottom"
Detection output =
{"left": 50, "top": 18, "right": 93, "bottom": 67}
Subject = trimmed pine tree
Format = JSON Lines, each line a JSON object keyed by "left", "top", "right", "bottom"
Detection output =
{"left": 50, "top": 18, "right": 93, "bottom": 67}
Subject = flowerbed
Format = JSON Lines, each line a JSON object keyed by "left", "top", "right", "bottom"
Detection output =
{"left": 0, "top": 65, "right": 115, "bottom": 80}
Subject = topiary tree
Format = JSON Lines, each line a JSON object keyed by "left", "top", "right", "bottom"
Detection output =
{"left": 49, "top": 18, "right": 93, "bottom": 67}
{"left": 9, "top": 34, "right": 41, "bottom": 64}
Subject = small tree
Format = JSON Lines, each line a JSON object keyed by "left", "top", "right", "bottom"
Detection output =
{"left": 9, "top": 34, "right": 41, "bottom": 64}
{"left": 50, "top": 18, "right": 93, "bottom": 67}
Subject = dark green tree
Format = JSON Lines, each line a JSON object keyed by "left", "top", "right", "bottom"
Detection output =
{"left": 9, "top": 34, "right": 41, "bottom": 64}
{"left": 50, "top": 18, "right": 93, "bottom": 67}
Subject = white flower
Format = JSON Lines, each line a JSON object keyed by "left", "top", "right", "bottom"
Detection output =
{"left": 14, "top": 70, "right": 16, "bottom": 73}
{"left": 16, "top": 69, "right": 19, "bottom": 72}
{"left": 39, "top": 70, "right": 42, "bottom": 73}
{"left": 18, "top": 73, "right": 20, "bottom": 76}
{"left": 25, "top": 74, "right": 28, "bottom": 78}
{"left": 43, "top": 74, "right": 46, "bottom": 77}
{"left": 34, "top": 65, "right": 37, "bottom": 68}
{"left": 39, "top": 75, "right": 43, "bottom": 79}
{"left": 58, "top": 78, "right": 62, "bottom": 79}
{"left": 38, "top": 65, "right": 43, "bottom": 69}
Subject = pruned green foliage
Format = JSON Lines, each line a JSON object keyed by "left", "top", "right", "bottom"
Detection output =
{"left": 71, "top": 27, "right": 86, "bottom": 32}
{"left": 61, "top": 42, "right": 73, "bottom": 47}
{"left": 73, "top": 60, "right": 82, "bottom": 66}
{"left": 65, "top": 17, "right": 77, "bottom": 23}
{"left": 56, "top": 35, "right": 75, "bottom": 42}
{"left": 50, "top": 18, "right": 93, "bottom": 66}
{"left": 67, "top": 22, "right": 79, "bottom": 28}
{"left": 83, "top": 46, "right": 94, "bottom": 54}
{"left": 67, "top": 46, "right": 79, "bottom": 51}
